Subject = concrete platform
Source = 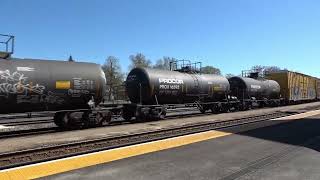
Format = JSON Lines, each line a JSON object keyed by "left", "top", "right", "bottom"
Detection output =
{"left": 44, "top": 113, "right": 320, "bottom": 180}
{"left": 0, "top": 102, "right": 320, "bottom": 154}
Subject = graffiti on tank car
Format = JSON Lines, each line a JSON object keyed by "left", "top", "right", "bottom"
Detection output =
{"left": 159, "top": 78, "right": 184, "bottom": 84}
{"left": 0, "top": 70, "right": 27, "bottom": 83}
{"left": 17, "top": 95, "right": 41, "bottom": 104}
{"left": 0, "top": 83, "right": 45, "bottom": 94}
{"left": 42, "top": 91, "right": 65, "bottom": 104}
{"left": 16, "top": 92, "right": 65, "bottom": 104}
{"left": 0, "top": 69, "right": 66, "bottom": 104}
{"left": 0, "top": 70, "right": 45, "bottom": 95}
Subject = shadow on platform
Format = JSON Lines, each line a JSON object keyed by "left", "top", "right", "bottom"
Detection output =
{"left": 226, "top": 116, "right": 320, "bottom": 152}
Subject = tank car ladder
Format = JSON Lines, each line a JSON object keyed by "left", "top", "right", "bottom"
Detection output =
{"left": 190, "top": 72, "right": 199, "bottom": 89}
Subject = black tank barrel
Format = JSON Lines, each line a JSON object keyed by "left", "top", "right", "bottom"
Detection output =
{"left": 126, "top": 67, "right": 230, "bottom": 104}
{"left": 0, "top": 58, "right": 106, "bottom": 113}
{"left": 228, "top": 76, "right": 280, "bottom": 100}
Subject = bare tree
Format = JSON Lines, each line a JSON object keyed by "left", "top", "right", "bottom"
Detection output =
{"left": 129, "top": 53, "right": 151, "bottom": 70}
{"left": 265, "top": 66, "right": 282, "bottom": 73}
{"left": 251, "top": 65, "right": 282, "bottom": 74}
{"left": 153, "top": 56, "right": 176, "bottom": 70}
{"left": 102, "top": 56, "right": 124, "bottom": 101}
{"left": 225, "top": 73, "right": 235, "bottom": 78}
{"left": 251, "top": 65, "right": 264, "bottom": 73}
{"left": 201, "top": 66, "right": 221, "bottom": 75}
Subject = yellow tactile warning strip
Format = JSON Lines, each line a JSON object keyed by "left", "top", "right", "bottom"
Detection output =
{"left": 1, "top": 110, "right": 320, "bottom": 180}
{"left": 0, "top": 131, "right": 231, "bottom": 180}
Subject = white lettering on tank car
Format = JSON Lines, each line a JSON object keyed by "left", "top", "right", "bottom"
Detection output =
{"left": 17, "top": 67, "right": 35, "bottom": 72}
{"left": 251, "top": 85, "right": 261, "bottom": 89}
{"left": 170, "top": 85, "right": 180, "bottom": 89}
{"left": 159, "top": 78, "right": 184, "bottom": 84}
{"left": 159, "top": 85, "right": 170, "bottom": 89}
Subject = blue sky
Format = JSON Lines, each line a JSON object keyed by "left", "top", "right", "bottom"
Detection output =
{"left": 1, "top": 0, "right": 320, "bottom": 77}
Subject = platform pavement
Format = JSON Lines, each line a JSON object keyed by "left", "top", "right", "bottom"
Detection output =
{"left": 42, "top": 113, "right": 320, "bottom": 180}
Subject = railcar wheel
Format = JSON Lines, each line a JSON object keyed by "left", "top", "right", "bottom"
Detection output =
{"left": 54, "top": 112, "right": 74, "bottom": 129}
{"left": 259, "top": 102, "right": 265, "bottom": 108}
{"left": 231, "top": 103, "right": 239, "bottom": 112}
{"left": 54, "top": 112, "right": 65, "bottom": 128}
{"left": 102, "top": 111, "right": 112, "bottom": 125}
{"left": 210, "top": 106, "right": 217, "bottom": 114}
{"left": 95, "top": 112, "right": 105, "bottom": 126}
{"left": 62, "top": 112, "right": 74, "bottom": 129}
{"left": 221, "top": 104, "right": 229, "bottom": 113}
{"left": 123, "top": 110, "right": 134, "bottom": 121}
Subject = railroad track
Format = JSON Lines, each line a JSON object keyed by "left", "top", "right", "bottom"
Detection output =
{"left": 0, "top": 104, "right": 315, "bottom": 140}
{"left": 0, "top": 111, "right": 298, "bottom": 170}
{"left": 0, "top": 112, "right": 54, "bottom": 121}
{"left": 1, "top": 103, "right": 319, "bottom": 140}
{"left": 0, "top": 107, "right": 202, "bottom": 139}
{"left": 0, "top": 117, "right": 54, "bottom": 126}
{"left": 0, "top": 112, "right": 201, "bottom": 140}
{"left": 0, "top": 127, "right": 59, "bottom": 139}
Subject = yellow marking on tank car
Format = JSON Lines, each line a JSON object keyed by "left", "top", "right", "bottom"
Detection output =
{"left": 55, "top": 81, "right": 71, "bottom": 90}
{"left": 213, "top": 85, "right": 221, "bottom": 91}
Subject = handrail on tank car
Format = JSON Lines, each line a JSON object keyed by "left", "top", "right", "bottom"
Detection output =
{"left": 170, "top": 59, "right": 202, "bottom": 74}
{"left": 242, "top": 70, "right": 264, "bottom": 79}
{"left": 0, "top": 34, "right": 15, "bottom": 55}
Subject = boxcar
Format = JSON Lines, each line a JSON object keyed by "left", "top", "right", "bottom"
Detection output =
{"left": 266, "top": 70, "right": 317, "bottom": 103}
{"left": 317, "top": 79, "right": 320, "bottom": 100}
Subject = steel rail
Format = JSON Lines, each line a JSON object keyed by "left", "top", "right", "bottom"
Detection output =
{"left": 0, "top": 111, "right": 297, "bottom": 170}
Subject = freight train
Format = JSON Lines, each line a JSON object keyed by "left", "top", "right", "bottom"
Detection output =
{"left": 1, "top": 34, "right": 318, "bottom": 129}
{"left": 1, "top": 34, "right": 319, "bottom": 129}
{"left": 0, "top": 56, "right": 319, "bottom": 129}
